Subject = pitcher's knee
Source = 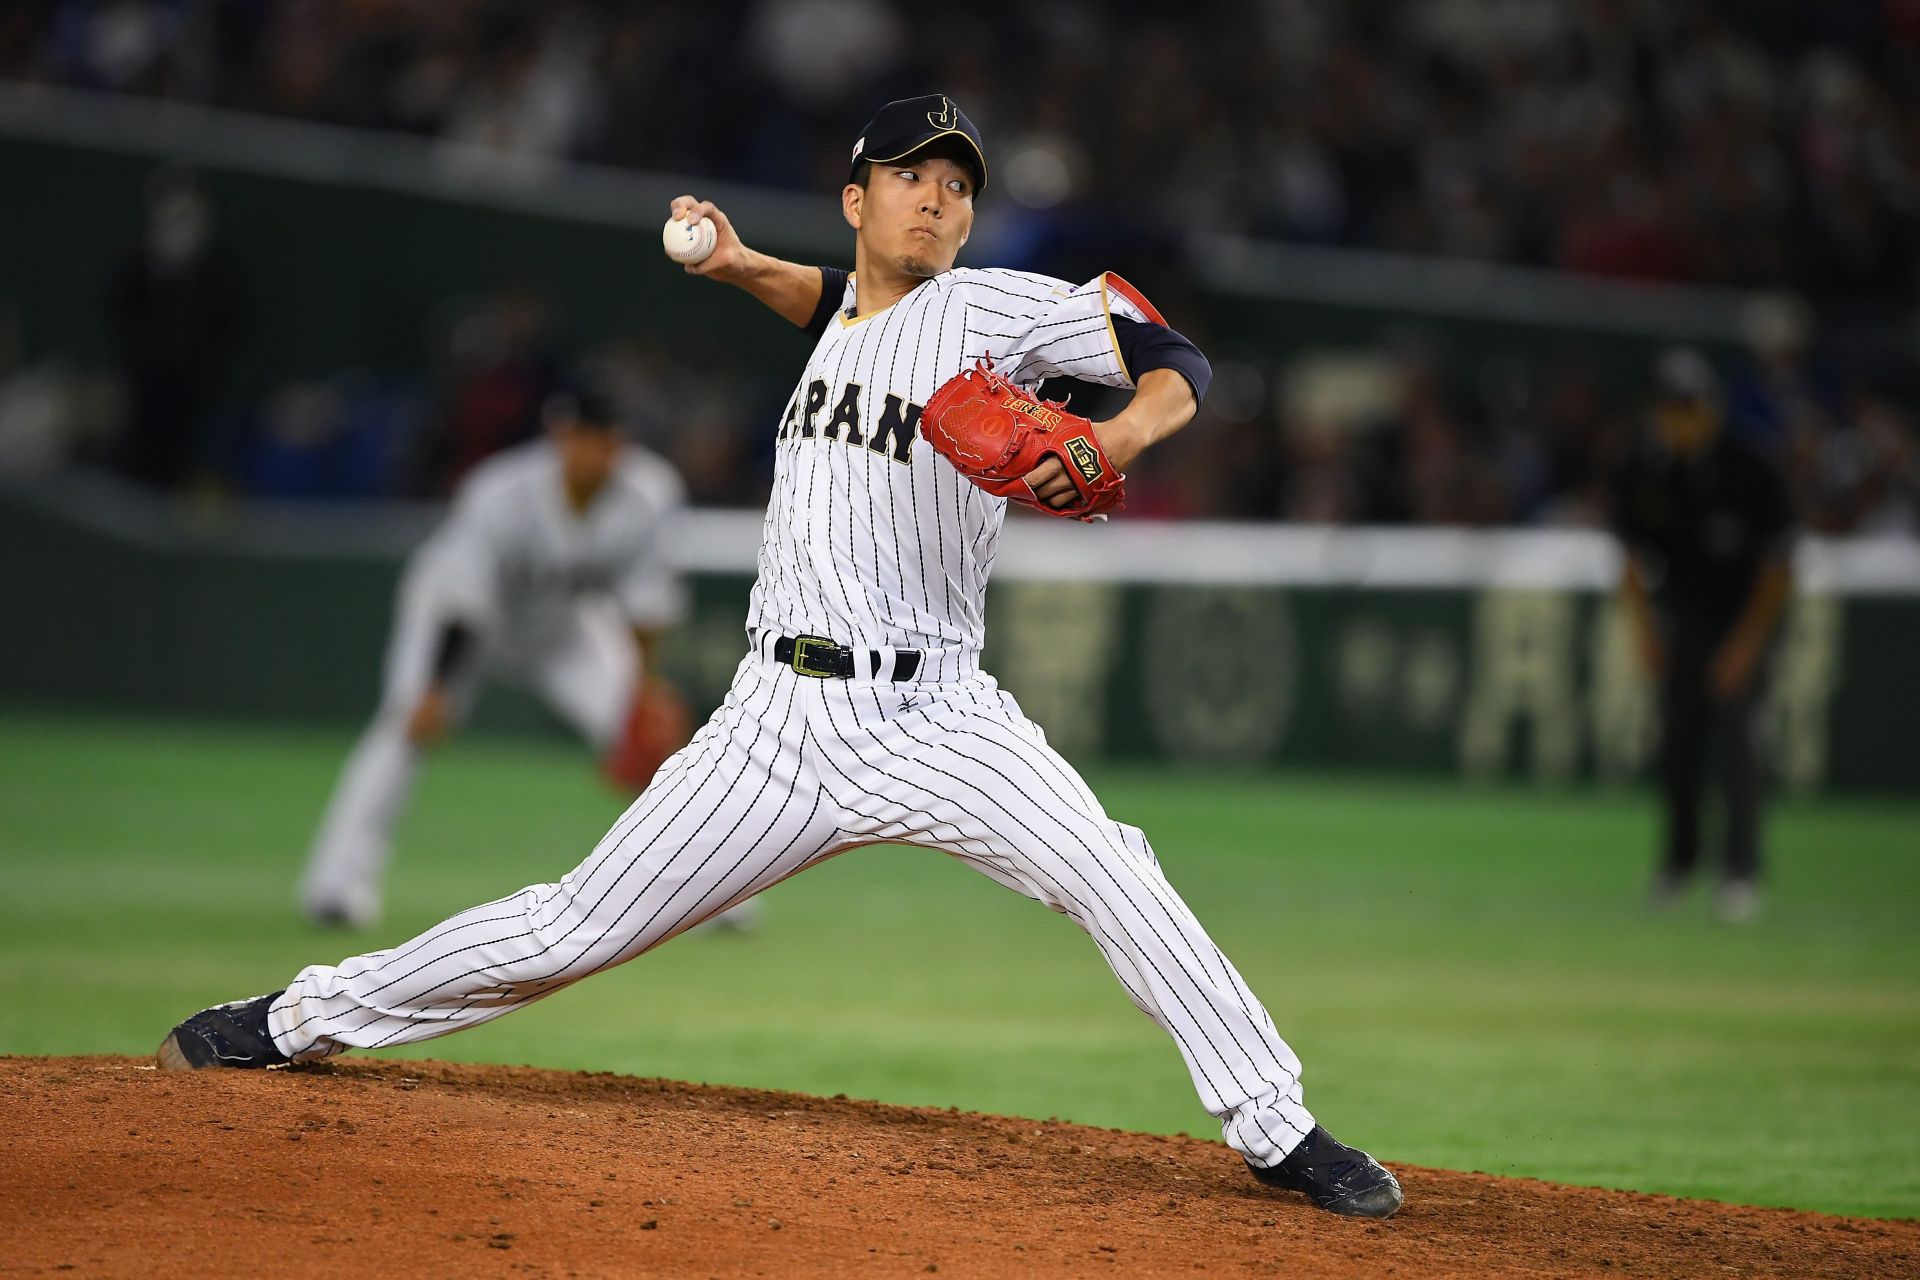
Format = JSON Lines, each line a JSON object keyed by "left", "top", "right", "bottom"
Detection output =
{"left": 1112, "top": 822, "right": 1160, "bottom": 867}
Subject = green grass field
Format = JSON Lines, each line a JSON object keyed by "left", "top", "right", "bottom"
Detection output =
{"left": 2, "top": 712, "right": 1915, "bottom": 1219}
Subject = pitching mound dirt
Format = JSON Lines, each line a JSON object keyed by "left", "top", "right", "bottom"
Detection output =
{"left": 2, "top": 1056, "right": 1913, "bottom": 1278}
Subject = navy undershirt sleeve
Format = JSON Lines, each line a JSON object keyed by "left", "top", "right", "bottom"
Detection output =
{"left": 1111, "top": 315, "right": 1212, "bottom": 404}
{"left": 803, "top": 267, "right": 851, "bottom": 338}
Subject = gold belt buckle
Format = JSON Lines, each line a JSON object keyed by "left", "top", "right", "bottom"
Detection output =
{"left": 790, "top": 635, "right": 841, "bottom": 678}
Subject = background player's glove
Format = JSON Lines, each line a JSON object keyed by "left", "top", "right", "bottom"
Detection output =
{"left": 603, "top": 679, "right": 693, "bottom": 793}
{"left": 921, "top": 359, "right": 1125, "bottom": 521}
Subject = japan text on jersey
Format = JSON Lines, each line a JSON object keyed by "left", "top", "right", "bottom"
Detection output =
{"left": 747, "top": 268, "right": 1153, "bottom": 657}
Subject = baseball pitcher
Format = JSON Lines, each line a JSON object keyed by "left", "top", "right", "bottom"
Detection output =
{"left": 163, "top": 97, "right": 1401, "bottom": 1220}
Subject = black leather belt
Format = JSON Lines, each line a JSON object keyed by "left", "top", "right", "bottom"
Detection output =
{"left": 773, "top": 634, "right": 922, "bottom": 681}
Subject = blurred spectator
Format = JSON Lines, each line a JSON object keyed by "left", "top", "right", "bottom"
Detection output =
{"left": 3, "top": 1, "right": 1916, "bottom": 526}
{"left": 6, "top": 0, "right": 1918, "bottom": 303}
{"left": 1530, "top": 359, "right": 1630, "bottom": 529}
{"left": 574, "top": 335, "right": 770, "bottom": 507}
{"left": 435, "top": 6, "right": 607, "bottom": 183}
{"left": 107, "top": 164, "right": 243, "bottom": 490}
{"left": 1725, "top": 295, "right": 1836, "bottom": 455}
{"left": 1609, "top": 349, "right": 1795, "bottom": 924}
{"left": 242, "top": 373, "right": 420, "bottom": 501}
{"left": 1798, "top": 386, "right": 1920, "bottom": 535}
{"left": 411, "top": 284, "right": 561, "bottom": 495}
{"left": 0, "top": 300, "right": 84, "bottom": 478}
{"left": 746, "top": 0, "right": 903, "bottom": 112}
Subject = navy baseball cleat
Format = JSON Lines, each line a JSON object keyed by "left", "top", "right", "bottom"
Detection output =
{"left": 155, "top": 991, "right": 292, "bottom": 1071}
{"left": 1248, "top": 1125, "right": 1404, "bottom": 1219}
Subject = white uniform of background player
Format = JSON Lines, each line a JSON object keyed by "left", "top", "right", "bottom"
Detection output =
{"left": 299, "top": 402, "right": 688, "bottom": 928}
{"left": 172, "top": 97, "right": 1400, "bottom": 1219}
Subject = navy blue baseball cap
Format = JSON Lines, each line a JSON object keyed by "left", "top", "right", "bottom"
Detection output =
{"left": 544, "top": 380, "right": 622, "bottom": 433}
{"left": 849, "top": 95, "right": 988, "bottom": 195}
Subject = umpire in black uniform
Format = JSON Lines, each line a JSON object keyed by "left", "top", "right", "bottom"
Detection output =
{"left": 1609, "top": 349, "right": 1795, "bottom": 923}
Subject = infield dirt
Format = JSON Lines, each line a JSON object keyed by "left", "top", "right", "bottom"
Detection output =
{"left": 2, "top": 1056, "right": 1914, "bottom": 1278}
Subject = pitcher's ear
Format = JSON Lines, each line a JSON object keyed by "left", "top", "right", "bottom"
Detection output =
{"left": 842, "top": 184, "right": 863, "bottom": 230}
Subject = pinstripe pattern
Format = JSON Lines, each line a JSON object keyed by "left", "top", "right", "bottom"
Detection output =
{"left": 267, "top": 263, "right": 1317, "bottom": 1170}
{"left": 271, "top": 655, "right": 1316, "bottom": 1168}
{"left": 807, "top": 675, "right": 1313, "bottom": 1165}
{"left": 746, "top": 268, "right": 1149, "bottom": 658}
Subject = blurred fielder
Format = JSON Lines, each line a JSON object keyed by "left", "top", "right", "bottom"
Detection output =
{"left": 298, "top": 387, "right": 702, "bottom": 930}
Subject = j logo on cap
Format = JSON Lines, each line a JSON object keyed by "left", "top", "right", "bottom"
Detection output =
{"left": 849, "top": 95, "right": 988, "bottom": 195}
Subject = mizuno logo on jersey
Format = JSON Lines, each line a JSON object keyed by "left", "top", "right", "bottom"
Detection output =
{"left": 778, "top": 378, "right": 920, "bottom": 464}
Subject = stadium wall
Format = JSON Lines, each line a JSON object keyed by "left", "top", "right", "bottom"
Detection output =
{"left": 5, "top": 481, "right": 1914, "bottom": 793}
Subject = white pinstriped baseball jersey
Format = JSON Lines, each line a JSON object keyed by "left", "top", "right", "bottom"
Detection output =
{"left": 267, "top": 258, "right": 1322, "bottom": 1174}
{"left": 419, "top": 440, "right": 689, "bottom": 652}
{"left": 296, "top": 440, "right": 690, "bottom": 930}
{"left": 748, "top": 268, "right": 1153, "bottom": 670}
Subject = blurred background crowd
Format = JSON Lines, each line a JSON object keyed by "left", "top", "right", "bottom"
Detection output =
{"left": 0, "top": 0, "right": 1916, "bottom": 532}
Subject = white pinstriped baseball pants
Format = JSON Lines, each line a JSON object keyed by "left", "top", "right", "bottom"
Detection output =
{"left": 270, "top": 641, "right": 1318, "bottom": 1167}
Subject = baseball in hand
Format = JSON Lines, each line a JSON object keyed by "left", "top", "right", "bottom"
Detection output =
{"left": 662, "top": 215, "right": 716, "bottom": 265}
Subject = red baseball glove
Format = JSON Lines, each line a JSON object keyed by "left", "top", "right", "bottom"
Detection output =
{"left": 921, "top": 359, "right": 1125, "bottom": 521}
{"left": 603, "top": 679, "right": 692, "bottom": 793}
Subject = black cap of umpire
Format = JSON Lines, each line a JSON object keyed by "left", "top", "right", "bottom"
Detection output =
{"left": 849, "top": 95, "right": 988, "bottom": 195}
